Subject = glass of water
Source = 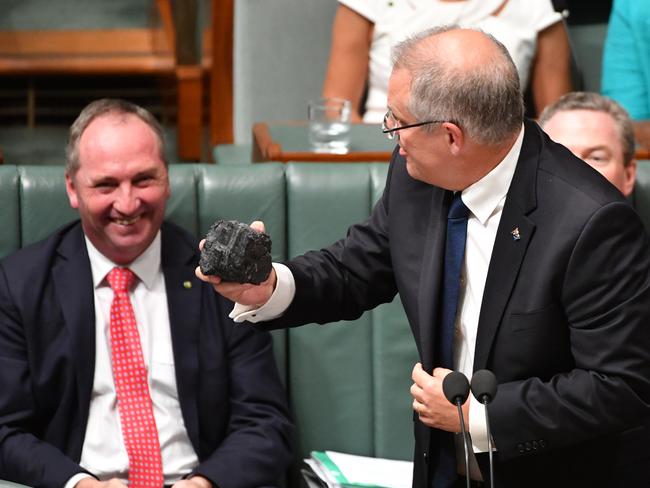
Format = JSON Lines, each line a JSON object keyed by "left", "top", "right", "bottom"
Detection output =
{"left": 308, "top": 98, "right": 351, "bottom": 154}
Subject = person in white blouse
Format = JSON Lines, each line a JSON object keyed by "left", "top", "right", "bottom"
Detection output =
{"left": 322, "top": 0, "right": 572, "bottom": 123}
{"left": 0, "top": 99, "right": 293, "bottom": 488}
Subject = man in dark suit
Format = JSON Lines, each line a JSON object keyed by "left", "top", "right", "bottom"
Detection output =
{"left": 198, "top": 27, "right": 650, "bottom": 487}
{"left": 0, "top": 99, "right": 293, "bottom": 488}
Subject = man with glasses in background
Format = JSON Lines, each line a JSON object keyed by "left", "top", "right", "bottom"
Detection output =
{"left": 199, "top": 26, "right": 650, "bottom": 488}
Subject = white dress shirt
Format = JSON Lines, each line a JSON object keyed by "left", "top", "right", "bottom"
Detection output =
{"left": 66, "top": 232, "right": 198, "bottom": 488}
{"left": 232, "top": 125, "right": 524, "bottom": 463}
{"left": 459, "top": 126, "right": 523, "bottom": 450}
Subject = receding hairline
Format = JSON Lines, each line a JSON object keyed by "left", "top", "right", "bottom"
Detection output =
{"left": 393, "top": 27, "right": 508, "bottom": 73}
{"left": 66, "top": 98, "right": 167, "bottom": 177}
{"left": 81, "top": 110, "right": 162, "bottom": 158}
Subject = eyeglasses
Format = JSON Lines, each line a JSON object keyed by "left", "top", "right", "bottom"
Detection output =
{"left": 381, "top": 110, "right": 449, "bottom": 140}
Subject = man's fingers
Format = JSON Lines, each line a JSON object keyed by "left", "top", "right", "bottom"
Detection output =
{"left": 412, "top": 362, "right": 432, "bottom": 384}
{"left": 195, "top": 266, "right": 222, "bottom": 285}
{"left": 410, "top": 382, "right": 423, "bottom": 401}
{"left": 432, "top": 367, "right": 452, "bottom": 379}
{"left": 250, "top": 220, "right": 266, "bottom": 233}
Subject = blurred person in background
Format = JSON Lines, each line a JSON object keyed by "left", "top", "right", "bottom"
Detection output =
{"left": 322, "top": 0, "right": 572, "bottom": 123}
{"left": 539, "top": 91, "right": 636, "bottom": 197}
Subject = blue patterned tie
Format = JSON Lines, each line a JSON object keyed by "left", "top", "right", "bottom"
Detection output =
{"left": 433, "top": 192, "right": 469, "bottom": 488}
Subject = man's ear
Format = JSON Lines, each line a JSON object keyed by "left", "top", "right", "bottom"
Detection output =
{"left": 623, "top": 159, "right": 637, "bottom": 198}
{"left": 65, "top": 172, "right": 79, "bottom": 209}
{"left": 444, "top": 123, "right": 464, "bottom": 156}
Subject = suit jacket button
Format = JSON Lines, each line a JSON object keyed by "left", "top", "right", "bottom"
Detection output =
{"left": 423, "top": 452, "right": 429, "bottom": 463}
{"left": 539, "top": 439, "right": 547, "bottom": 448}
{"left": 517, "top": 443, "right": 525, "bottom": 454}
{"left": 525, "top": 442, "right": 532, "bottom": 451}
{"left": 532, "top": 441, "right": 539, "bottom": 450}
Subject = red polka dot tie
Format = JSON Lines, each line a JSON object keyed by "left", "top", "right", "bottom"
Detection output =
{"left": 107, "top": 267, "right": 164, "bottom": 488}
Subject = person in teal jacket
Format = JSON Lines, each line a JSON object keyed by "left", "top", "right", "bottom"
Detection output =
{"left": 601, "top": 0, "right": 650, "bottom": 151}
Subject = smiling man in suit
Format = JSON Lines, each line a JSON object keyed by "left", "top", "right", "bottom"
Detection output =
{"left": 0, "top": 99, "right": 293, "bottom": 488}
{"left": 197, "top": 26, "right": 650, "bottom": 488}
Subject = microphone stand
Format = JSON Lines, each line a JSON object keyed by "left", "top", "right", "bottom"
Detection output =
{"left": 471, "top": 369, "right": 498, "bottom": 488}
{"left": 455, "top": 399, "right": 471, "bottom": 488}
{"left": 482, "top": 395, "right": 495, "bottom": 488}
{"left": 443, "top": 371, "right": 472, "bottom": 488}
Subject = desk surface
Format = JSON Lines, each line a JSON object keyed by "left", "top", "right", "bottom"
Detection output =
{"left": 251, "top": 121, "right": 650, "bottom": 163}
{"left": 252, "top": 121, "right": 395, "bottom": 162}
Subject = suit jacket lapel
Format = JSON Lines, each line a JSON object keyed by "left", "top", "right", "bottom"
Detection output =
{"left": 417, "top": 189, "right": 451, "bottom": 372}
{"left": 161, "top": 225, "right": 202, "bottom": 449}
{"left": 52, "top": 223, "right": 95, "bottom": 449}
{"left": 474, "top": 122, "right": 540, "bottom": 370}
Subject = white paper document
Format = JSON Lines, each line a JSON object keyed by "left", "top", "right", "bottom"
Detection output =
{"left": 305, "top": 450, "right": 413, "bottom": 488}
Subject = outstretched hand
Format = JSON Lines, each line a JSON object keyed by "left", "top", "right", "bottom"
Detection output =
{"left": 195, "top": 221, "right": 277, "bottom": 307}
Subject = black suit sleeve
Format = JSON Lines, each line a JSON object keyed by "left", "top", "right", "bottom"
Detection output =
{"left": 0, "top": 264, "right": 87, "bottom": 488}
{"left": 490, "top": 201, "right": 650, "bottom": 460}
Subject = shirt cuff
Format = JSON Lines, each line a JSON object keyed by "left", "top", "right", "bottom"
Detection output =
{"left": 229, "top": 263, "right": 296, "bottom": 323}
{"left": 469, "top": 395, "right": 496, "bottom": 453}
{"left": 64, "top": 473, "right": 94, "bottom": 488}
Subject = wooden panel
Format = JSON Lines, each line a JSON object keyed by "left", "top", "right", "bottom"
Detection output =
{"left": 176, "top": 65, "right": 203, "bottom": 160}
{"left": 0, "top": 29, "right": 173, "bottom": 56}
{"left": 0, "top": 28, "right": 175, "bottom": 75}
{"left": 0, "top": 56, "right": 175, "bottom": 75}
{"left": 210, "top": 0, "right": 234, "bottom": 146}
{"left": 0, "top": 1, "right": 207, "bottom": 160}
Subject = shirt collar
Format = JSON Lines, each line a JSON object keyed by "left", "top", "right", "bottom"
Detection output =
{"left": 461, "top": 125, "right": 525, "bottom": 224}
{"left": 85, "top": 231, "right": 162, "bottom": 290}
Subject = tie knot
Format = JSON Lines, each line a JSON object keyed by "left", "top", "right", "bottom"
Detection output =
{"left": 448, "top": 193, "right": 469, "bottom": 219}
{"left": 107, "top": 267, "right": 135, "bottom": 292}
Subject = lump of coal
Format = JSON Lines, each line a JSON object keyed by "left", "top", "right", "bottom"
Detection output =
{"left": 199, "top": 220, "right": 272, "bottom": 284}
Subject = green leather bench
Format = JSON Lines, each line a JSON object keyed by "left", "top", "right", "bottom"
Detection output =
{"left": 0, "top": 163, "right": 418, "bottom": 486}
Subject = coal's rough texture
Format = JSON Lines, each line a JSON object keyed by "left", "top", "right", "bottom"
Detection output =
{"left": 199, "top": 220, "right": 272, "bottom": 284}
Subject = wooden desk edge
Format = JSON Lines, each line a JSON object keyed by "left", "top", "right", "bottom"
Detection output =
{"left": 262, "top": 150, "right": 392, "bottom": 163}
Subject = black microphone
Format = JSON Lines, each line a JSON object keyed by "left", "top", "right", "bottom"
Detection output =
{"left": 442, "top": 371, "right": 471, "bottom": 488}
{"left": 471, "top": 369, "right": 498, "bottom": 488}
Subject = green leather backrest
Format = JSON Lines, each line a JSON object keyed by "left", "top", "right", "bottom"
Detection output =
{"left": 368, "top": 164, "right": 418, "bottom": 461}
{"left": 284, "top": 163, "right": 417, "bottom": 462}
{"left": 0, "top": 166, "right": 20, "bottom": 259}
{"left": 198, "top": 164, "right": 287, "bottom": 261}
{"left": 197, "top": 163, "right": 288, "bottom": 383}
{"left": 18, "top": 166, "right": 78, "bottom": 247}
{"left": 286, "top": 163, "right": 375, "bottom": 458}
{"left": 167, "top": 164, "right": 201, "bottom": 237}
